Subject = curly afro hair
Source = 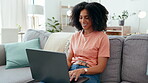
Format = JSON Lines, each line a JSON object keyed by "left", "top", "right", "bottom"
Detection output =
{"left": 70, "top": 2, "right": 109, "bottom": 31}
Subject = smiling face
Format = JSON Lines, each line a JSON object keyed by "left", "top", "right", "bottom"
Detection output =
{"left": 79, "top": 9, "right": 93, "bottom": 31}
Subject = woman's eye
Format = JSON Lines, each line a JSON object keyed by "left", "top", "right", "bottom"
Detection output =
{"left": 79, "top": 16, "right": 89, "bottom": 19}
{"left": 85, "top": 17, "right": 89, "bottom": 19}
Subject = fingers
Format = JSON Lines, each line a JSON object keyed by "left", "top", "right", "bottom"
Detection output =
{"left": 69, "top": 71, "right": 73, "bottom": 81}
{"left": 69, "top": 70, "right": 81, "bottom": 81}
{"left": 70, "top": 73, "right": 76, "bottom": 81}
{"left": 74, "top": 74, "right": 79, "bottom": 81}
{"left": 69, "top": 71, "right": 72, "bottom": 78}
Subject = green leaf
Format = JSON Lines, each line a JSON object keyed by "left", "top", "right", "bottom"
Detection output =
{"left": 46, "top": 17, "right": 62, "bottom": 33}
{"left": 55, "top": 30, "right": 59, "bottom": 32}
{"left": 55, "top": 20, "right": 58, "bottom": 22}
{"left": 55, "top": 23, "right": 60, "bottom": 25}
{"left": 52, "top": 17, "right": 55, "bottom": 19}
{"left": 47, "top": 18, "right": 52, "bottom": 21}
{"left": 118, "top": 15, "right": 121, "bottom": 19}
{"left": 59, "top": 27, "right": 62, "bottom": 31}
{"left": 53, "top": 26, "right": 56, "bottom": 29}
{"left": 47, "top": 23, "right": 52, "bottom": 25}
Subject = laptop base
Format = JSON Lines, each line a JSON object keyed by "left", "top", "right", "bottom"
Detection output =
{"left": 27, "top": 76, "right": 89, "bottom": 83}
{"left": 27, "top": 80, "right": 40, "bottom": 83}
{"left": 71, "top": 76, "right": 89, "bottom": 83}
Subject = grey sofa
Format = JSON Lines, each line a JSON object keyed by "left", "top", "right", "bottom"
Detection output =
{"left": 0, "top": 29, "right": 148, "bottom": 83}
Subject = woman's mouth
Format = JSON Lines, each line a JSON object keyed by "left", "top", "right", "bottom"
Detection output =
{"left": 82, "top": 24, "right": 87, "bottom": 27}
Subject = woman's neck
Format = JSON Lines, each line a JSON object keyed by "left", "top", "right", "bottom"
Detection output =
{"left": 83, "top": 29, "right": 94, "bottom": 35}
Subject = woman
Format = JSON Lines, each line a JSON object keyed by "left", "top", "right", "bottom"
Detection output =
{"left": 67, "top": 2, "right": 110, "bottom": 83}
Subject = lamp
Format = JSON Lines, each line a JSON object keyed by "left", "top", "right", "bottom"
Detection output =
{"left": 28, "top": 5, "right": 44, "bottom": 29}
{"left": 28, "top": 5, "right": 43, "bottom": 15}
{"left": 66, "top": 10, "right": 72, "bottom": 17}
{"left": 65, "top": 4, "right": 72, "bottom": 26}
{"left": 137, "top": 10, "right": 146, "bottom": 33}
{"left": 66, "top": 4, "right": 72, "bottom": 17}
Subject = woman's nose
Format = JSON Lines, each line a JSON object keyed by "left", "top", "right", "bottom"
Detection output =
{"left": 81, "top": 18, "right": 86, "bottom": 23}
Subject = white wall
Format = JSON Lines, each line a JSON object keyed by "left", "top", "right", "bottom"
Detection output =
{"left": 102, "top": 0, "right": 148, "bottom": 33}
{"left": 45, "top": 0, "right": 148, "bottom": 33}
{"left": 45, "top": 0, "right": 61, "bottom": 20}
{"left": 45, "top": 0, "right": 80, "bottom": 20}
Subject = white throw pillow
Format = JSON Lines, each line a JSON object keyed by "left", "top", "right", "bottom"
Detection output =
{"left": 44, "top": 32, "right": 73, "bottom": 53}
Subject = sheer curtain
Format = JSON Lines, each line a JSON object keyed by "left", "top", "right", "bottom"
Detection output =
{"left": 0, "top": 0, "right": 28, "bottom": 31}
{"left": 0, "top": 0, "right": 2, "bottom": 28}
{"left": 0, "top": 0, "right": 2, "bottom": 43}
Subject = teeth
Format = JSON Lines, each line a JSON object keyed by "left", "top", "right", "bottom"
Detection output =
{"left": 82, "top": 24, "right": 87, "bottom": 26}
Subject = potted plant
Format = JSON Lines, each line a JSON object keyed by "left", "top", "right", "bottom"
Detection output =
{"left": 112, "top": 10, "right": 136, "bottom": 26}
{"left": 46, "top": 17, "right": 62, "bottom": 33}
{"left": 16, "top": 24, "right": 22, "bottom": 32}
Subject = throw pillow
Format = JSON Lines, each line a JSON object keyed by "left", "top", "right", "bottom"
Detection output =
{"left": 64, "top": 40, "right": 70, "bottom": 57}
{"left": 23, "top": 29, "right": 51, "bottom": 49}
{"left": 44, "top": 32, "right": 73, "bottom": 52}
{"left": 4, "top": 38, "right": 40, "bottom": 69}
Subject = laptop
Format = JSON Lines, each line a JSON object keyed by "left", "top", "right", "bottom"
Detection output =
{"left": 26, "top": 49, "right": 89, "bottom": 83}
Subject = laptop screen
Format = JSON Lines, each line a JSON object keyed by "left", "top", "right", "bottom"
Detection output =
{"left": 26, "top": 49, "right": 70, "bottom": 83}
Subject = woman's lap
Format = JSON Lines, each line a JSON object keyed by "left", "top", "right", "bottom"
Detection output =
{"left": 70, "top": 64, "right": 100, "bottom": 83}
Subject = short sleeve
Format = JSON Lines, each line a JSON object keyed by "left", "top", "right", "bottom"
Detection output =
{"left": 98, "top": 34, "right": 110, "bottom": 57}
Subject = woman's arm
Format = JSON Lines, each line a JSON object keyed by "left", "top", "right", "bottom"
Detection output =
{"left": 69, "top": 57, "right": 109, "bottom": 81}
{"left": 81, "top": 57, "right": 108, "bottom": 74}
{"left": 85, "top": 34, "right": 110, "bottom": 74}
{"left": 67, "top": 52, "right": 73, "bottom": 69}
{"left": 85, "top": 34, "right": 109, "bottom": 74}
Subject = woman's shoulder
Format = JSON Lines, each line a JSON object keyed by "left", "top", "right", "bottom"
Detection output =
{"left": 95, "top": 31, "right": 108, "bottom": 37}
{"left": 72, "top": 30, "right": 82, "bottom": 37}
{"left": 94, "top": 31, "right": 109, "bottom": 43}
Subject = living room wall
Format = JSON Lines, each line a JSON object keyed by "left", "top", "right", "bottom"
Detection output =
{"left": 45, "top": 0, "right": 148, "bottom": 33}
{"left": 102, "top": 0, "right": 148, "bottom": 33}
{"left": 45, "top": 0, "right": 79, "bottom": 22}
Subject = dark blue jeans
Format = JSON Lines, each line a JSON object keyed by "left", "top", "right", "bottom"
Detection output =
{"left": 69, "top": 64, "right": 100, "bottom": 83}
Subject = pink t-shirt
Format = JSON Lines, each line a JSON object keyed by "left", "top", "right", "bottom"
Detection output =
{"left": 69, "top": 30, "right": 110, "bottom": 67}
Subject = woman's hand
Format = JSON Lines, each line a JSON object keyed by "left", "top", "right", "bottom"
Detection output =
{"left": 69, "top": 68, "right": 85, "bottom": 81}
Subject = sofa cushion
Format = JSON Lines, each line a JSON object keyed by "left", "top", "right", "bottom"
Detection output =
{"left": 44, "top": 32, "right": 73, "bottom": 52}
{"left": 0, "top": 65, "right": 32, "bottom": 83}
{"left": 122, "top": 34, "right": 148, "bottom": 83}
{"left": 4, "top": 38, "right": 40, "bottom": 69}
{"left": 23, "top": 29, "right": 51, "bottom": 49}
{"left": 0, "top": 45, "right": 6, "bottom": 66}
{"left": 100, "top": 36, "right": 124, "bottom": 83}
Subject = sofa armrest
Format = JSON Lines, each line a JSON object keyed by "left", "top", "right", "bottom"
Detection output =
{"left": 0, "top": 44, "right": 6, "bottom": 66}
